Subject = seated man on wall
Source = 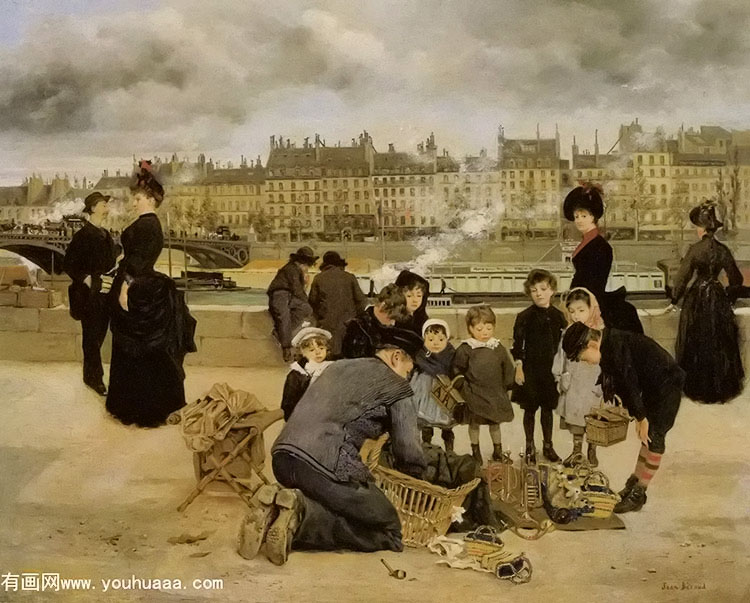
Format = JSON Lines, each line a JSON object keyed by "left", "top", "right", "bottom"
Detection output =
{"left": 238, "top": 327, "right": 425, "bottom": 565}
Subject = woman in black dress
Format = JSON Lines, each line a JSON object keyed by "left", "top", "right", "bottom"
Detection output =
{"left": 564, "top": 185, "right": 643, "bottom": 333}
{"left": 106, "top": 161, "right": 196, "bottom": 427}
{"left": 669, "top": 202, "right": 744, "bottom": 403}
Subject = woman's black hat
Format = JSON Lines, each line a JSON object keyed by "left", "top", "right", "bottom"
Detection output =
{"left": 321, "top": 251, "right": 347, "bottom": 268}
{"left": 563, "top": 184, "right": 604, "bottom": 222}
{"left": 689, "top": 201, "right": 723, "bottom": 231}
{"left": 131, "top": 159, "right": 164, "bottom": 203}
{"left": 290, "top": 246, "right": 319, "bottom": 265}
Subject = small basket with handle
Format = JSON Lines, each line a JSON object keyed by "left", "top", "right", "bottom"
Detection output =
{"left": 430, "top": 374, "right": 465, "bottom": 414}
{"left": 580, "top": 470, "right": 620, "bottom": 519}
{"left": 584, "top": 395, "right": 631, "bottom": 447}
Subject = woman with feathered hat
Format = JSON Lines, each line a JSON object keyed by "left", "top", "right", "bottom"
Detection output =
{"left": 106, "top": 160, "right": 197, "bottom": 427}
{"left": 563, "top": 184, "right": 643, "bottom": 333}
{"left": 668, "top": 201, "right": 744, "bottom": 403}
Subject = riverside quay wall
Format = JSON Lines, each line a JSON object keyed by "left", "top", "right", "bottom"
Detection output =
{"left": 0, "top": 303, "right": 748, "bottom": 367}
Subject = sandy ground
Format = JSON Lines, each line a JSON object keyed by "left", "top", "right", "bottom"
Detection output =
{"left": 0, "top": 361, "right": 749, "bottom": 603}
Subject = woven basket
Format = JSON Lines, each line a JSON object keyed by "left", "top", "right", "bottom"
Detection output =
{"left": 581, "top": 472, "right": 619, "bottom": 519}
{"left": 361, "top": 435, "right": 480, "bottom": 547}
{"left": 430, "top": 374, "right": 465, "bottom": 414}
{"left": 585, "top": 396, "right": 630, "bottom": 447}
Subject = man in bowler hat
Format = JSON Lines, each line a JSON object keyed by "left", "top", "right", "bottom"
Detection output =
{"left": 63, "top": 192, "right": 119, "bottom": 395}
{"left": 267, "top": 246, "right": 318, "bottom": 362}
{"left": 309, "top": 250, "right": 368, "bottom": 357}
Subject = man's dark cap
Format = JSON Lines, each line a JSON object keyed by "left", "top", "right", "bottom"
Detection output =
{"left": 376, "top": 326, "right": 423, "bottom": 358}
{"left": 83, "top": 191, "right": 111, "bottom": 214}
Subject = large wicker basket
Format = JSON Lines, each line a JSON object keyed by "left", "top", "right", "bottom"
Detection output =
{"left": 584, "top": 396, "right": 631, "bottom": 447}
{"left": 361, "top": 436, "right": 480, "bottom": 547}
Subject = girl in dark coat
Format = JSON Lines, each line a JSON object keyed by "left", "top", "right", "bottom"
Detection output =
{"left": 281, "top": 327, "right": 333, "bottom": 421}
{"left": 668, "top": 202, "right": 744, "bottom": 403}
{"left": 308, "top": 251, "right": 367, "bottom": 357}
{"left": 511, "top": 269, "right": 567, "bottom": 464}
{"left": 453, "top": 305, "right": 515, "bottom": 465}
{"left": 106, "top": 161, "right": 196, "bottom": 428}
{"left": 395, "top": 270, "right": 430, "bottom": 334}
{"left": 564, "top": 185, "right": 643, "bottom": 334}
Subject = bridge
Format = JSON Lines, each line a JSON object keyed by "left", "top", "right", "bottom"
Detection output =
{"left": 0, "top": 232, "right": 251, "bottom": 274}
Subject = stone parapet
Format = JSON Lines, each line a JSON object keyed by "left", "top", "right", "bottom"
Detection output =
{"left": 1, "top": 303, "right": 746, "bottom": 366}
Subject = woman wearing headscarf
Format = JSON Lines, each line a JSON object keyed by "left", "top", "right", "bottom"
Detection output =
{"left": 668, "top": 202, "right": 744, "bottom": 403}
{"left": 106, "top": 160, "right": 197, "bottom": 428}
{"left": 563, "top": 184, "right": 643, "bottom": 333}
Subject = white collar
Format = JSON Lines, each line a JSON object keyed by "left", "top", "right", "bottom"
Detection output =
{"left": 290, "top": 360, "right": 333, "bottom": 382}
{"left": 463, "top": 337, "right": 501, "bottom": 350}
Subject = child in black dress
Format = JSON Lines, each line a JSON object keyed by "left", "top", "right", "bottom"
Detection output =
{"left": 280, "top": 327, "right": 333, "bottom": 421}
{"left": 512, "top": 269, "right": 567, "bottom": 464}
{"left": 453, "top": 305, "right": 515, "bottom": 465}
{"left": 562, "top": 323, "right": 685, "bottom": 513}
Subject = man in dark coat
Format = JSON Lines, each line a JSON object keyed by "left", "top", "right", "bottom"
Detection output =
{"left": 63, "top": 192, "right": 119, "bottom": 395}
{"left": 562, "top": 323, "right": 685, "bottom": 513}
{"left": 238, "top": 327, "right": 426, "bottom": 565}
{"left": 308, "top": 251, "right": 367, "bottom": 357}
{"left": 267, "top": 246, "right": 317, "bottom": 362}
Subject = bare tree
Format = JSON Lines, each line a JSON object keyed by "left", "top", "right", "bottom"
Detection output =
{"left": 631, "top": 166, "right": 654, "bottom": 241}
{"left": 726, "top": 149, "right": 741, "bottom": 235}
{"left": 667, "top": 177, "right": 690, "bottom": 242}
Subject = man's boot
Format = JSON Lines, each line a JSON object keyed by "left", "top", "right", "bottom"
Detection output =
{"left": 614, "top": 484, "right": 647, "bottom": 514}
{"left": 237, "top": 484, "right": 279, "bottom": 560}
{"left": 587, "top": 443, "right": 599, "bottom": 467}
{"left": 421, "top": 427, "right": 433, "bottom": 444}
{"left": 471, "top": 444, "right": 483, "bottom": 465}
{"left": 617, "top": 474, "right": 639, "bottom": 499}
{"left": 266, "top": 489, "right": 304, "bottom": 566}
{"left": 542, "top": 441, "right": 560, "bottom": 463}
{"left": 563, "top": 435, "right": 583, "bottom": 467}
{"left": 524, "top": 442, "right": 537, "bottom": 465}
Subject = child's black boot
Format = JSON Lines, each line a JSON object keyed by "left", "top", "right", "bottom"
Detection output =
{"left": 442, "top": 430, "right": 455, "bottom": 453}
{"left": 617, "top": 474, "right": 639, "bottom": 499}
{"left": 587, "top": 443, "right": 599, "bottom": 467}
{"left": 492, "top": 444, "right": 505, "bottom": 462}
{"left": 471, "top": 444, "right": 483, "bottom": 465}
{"left": 614, "top": 484, "right": 647, "bottom": 514}
{"left": 563, "top": 434, "right": 583, "bottom": 467}
{"left": 542, "top": 441, "right": 560, "bottom": 463}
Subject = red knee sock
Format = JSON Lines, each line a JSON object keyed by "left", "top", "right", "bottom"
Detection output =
{"left": 635, "top": 448, "right": 662, "bottom": 488}
{"left": 633, "top": 444, "right": 648, "bottom": 476}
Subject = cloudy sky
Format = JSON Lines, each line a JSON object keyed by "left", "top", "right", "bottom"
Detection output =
{"left": 2, "top": 0, "right": 750, "bottom": 185}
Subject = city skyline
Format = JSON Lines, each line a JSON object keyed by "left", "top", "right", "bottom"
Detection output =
{"left": 3, "top": 0, "right": 750, "bottom": 184}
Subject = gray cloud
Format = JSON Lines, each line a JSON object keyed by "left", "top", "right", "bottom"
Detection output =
{"left": 2, "top": 0, "right": 750, "bottom": 183}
